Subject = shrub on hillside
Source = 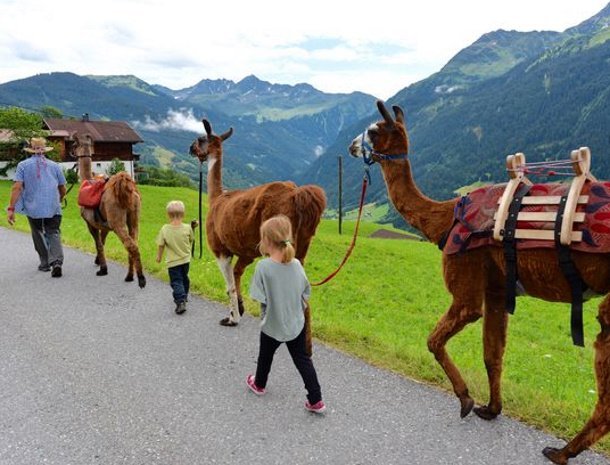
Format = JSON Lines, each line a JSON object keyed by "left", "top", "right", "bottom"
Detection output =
{"left": 137, "top": 165, "right": 193, "bottom": 188}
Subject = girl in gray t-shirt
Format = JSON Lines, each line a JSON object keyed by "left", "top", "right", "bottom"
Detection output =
{"left": 246, "top": 215, "right": 326, "bottom": 413}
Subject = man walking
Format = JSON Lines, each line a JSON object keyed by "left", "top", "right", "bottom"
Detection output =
{"left": 6, "top": 137, "right": 67, "bottom": 277}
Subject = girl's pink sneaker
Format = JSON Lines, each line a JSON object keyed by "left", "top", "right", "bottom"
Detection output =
{"left": 305, "top": 400, "right": 326, "bottom": 413}
{"left": 246, "top": 375, "right": 266, "bottom": 395}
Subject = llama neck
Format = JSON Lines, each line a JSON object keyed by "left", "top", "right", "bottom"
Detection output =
{"left": 79, "top": 155, "right": 92, "bottom": 181}
{"left": 206, "top": 156, "right": 223, "bottom": 199}
{"left": 380, "top": 160, "right": 457, "bottom": 244}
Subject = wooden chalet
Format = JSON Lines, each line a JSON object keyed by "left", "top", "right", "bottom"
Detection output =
{"left": 43, "top": 114, "right": 143, "bottom": 169}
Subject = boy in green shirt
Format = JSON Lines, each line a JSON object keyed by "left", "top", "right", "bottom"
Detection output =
{"left": 156, "top": 200, "right": 196, "bottom": 314}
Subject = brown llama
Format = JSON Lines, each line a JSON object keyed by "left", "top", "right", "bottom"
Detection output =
{"left": 73, "top": 134, "right": 146, "bottom": 288}
{"left": 348, "top": 100, "right": 610, "bottom": 464}
{"left": 189, "top": 119, "right": 326, "bottom": 326}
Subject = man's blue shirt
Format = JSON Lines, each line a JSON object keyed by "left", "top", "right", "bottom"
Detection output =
{"left": 14, "top": 155, "right": 66, "bottom": 218}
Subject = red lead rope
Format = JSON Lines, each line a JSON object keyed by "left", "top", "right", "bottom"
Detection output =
{"left": 311, "top": 176, "right": 368, "bottom": 286}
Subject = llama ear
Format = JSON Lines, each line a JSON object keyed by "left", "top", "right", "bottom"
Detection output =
{"left": 392, "top": 105, "right": 404, "bottom": 124}
{"left": 377, "top": 100, "right": 395, "bottom": 127}
{"left": 202, "top": 119, "right": 212, "bottom": 136}
{"left": 220, "top": 127, "right": 233, "bottom": 141}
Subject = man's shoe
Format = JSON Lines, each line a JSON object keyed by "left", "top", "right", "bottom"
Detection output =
{"left": 175, "top": 301, "right": 187, "bottom": 315}
{"left": 246, "top": 375, "right": 266, "bottom": 395}
{"left": 38, "top": 265, "right": 51, "bottom": 272}
{"left": 51, "top": 266, "right": 62, "bottom": 278}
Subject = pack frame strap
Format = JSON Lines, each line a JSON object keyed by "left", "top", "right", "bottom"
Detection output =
{"left": 503, "top": 183, "right": 531, "bottom": 314}
{"left": 554, "top": 195, "right": 585, "bottom": 347}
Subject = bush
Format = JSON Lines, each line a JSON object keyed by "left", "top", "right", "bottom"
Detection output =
{"left": 64, "top": 167, "right": 79, "bottom": 185}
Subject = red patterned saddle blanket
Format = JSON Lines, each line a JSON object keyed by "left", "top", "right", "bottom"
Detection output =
{"left": 443, "top": 181, "right": 610, "bottom": 255}
{"left": 77, "top": 179, "right": 106, "bottom": 209}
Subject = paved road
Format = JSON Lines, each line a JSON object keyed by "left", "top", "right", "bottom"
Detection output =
{"left": 1, "top": 226, "right": 609, "bottom": 465}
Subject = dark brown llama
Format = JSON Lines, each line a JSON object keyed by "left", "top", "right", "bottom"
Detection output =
{"left": 348, "top": 100, "right": 610, "bottom": 464}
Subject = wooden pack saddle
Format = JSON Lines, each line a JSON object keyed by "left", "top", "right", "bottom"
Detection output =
{"left": 493, "top": 147, "right": 596, "bottom": 347}
{"left": 493, "top": 147, "right": 596, "bottom": 246}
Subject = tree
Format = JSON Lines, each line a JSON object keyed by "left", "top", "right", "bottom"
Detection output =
{"left": 0, "top": 107, "right": 47, "bottom": 174}
{"left": 107, "top": 158, "right": 126, "bottom": 176}
{"left": 0, "top": 106, "right": 43, "bottom": 141}
{"left": 40, "top": 106, "right": 63, "bottom": 119}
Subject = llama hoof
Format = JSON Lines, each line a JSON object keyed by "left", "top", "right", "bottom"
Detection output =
{"left": 459, "top": 397, "right": 475, "bottom": 418}
{"left": 473, "top": 405, "right": 500, "bottom": 421}
{"left": 542, "top": 447, "right": 568, "bottom": 465}
{"left": 94, "top": 256, "right": 100, "bottom": 265}
{"left": 124, "top": 275, "right": 134, "bottom": 282}
{"left": 96, "top": 268, "right": 108, "bottom": 276}
{"left": 138, "top": 276, "right": 146, "bottom": 288}
{"left": 238, "top": 300, "right": 245, "bottom": 316}
{"left": 219, "top": 317, "right": 238, "bottom": 327}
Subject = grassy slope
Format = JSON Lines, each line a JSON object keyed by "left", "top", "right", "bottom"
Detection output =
{"left": 0, "top": 180, "right": 607, "bottom": 453}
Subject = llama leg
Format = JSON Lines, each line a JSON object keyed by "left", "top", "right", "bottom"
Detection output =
{"left": 294, "top": 235, "right": 312, "bottom": 266}
{"left": 86, "top": 223, "right": 108, "bottom": 276}
{"left": 474, "top": 289, "right": 509, "bottom": 420}
{"left": 215, "top": 255, "right": 239, "bottom": 326}
{"left": 127, "top": 219, "right": 145, "bottom": 288}
{"left": 112, "top": 226, "right": 145, "bottom": 288}
{"left": 234, "top": 256, "right": 254, "bottom": 316}
{"left": 542, "top": 295, "right": 610, "bottom": 464}
{"left": 427, "top": 300, "right": 483, "bottom": 418}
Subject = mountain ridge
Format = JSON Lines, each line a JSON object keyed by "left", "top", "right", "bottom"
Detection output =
{"left": 0, "top": 72, "right": 377, "bottom": 189}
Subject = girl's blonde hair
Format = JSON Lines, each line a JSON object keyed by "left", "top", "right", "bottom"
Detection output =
{"left": 259, "top": 215, "right": 295, "bottom": 263}
{"left": 166, "top": 200, "right": 185, "bottom": 219}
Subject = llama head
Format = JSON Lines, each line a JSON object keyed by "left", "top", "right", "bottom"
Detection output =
{"left": 189, "top": 119, "right": 233, "bottom": 163}
{"left": 71, "top": 132, "right": 94, "bottom": 158}
{"left": 348, "top": 100, "right": 409, "bottom": 161}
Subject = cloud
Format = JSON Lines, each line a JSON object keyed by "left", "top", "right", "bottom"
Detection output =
{"left": 0, "top": 0, "right": 608, "bottom": 99}
{"left": 12, "top": 40, "right": 50, "bottom": 62}
{"left": 132, "top": 108, "right": 202, "bottom": 133}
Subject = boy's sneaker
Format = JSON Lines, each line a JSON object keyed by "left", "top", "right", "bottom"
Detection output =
{"left": 305, "top": 400, "right": 326, "bottom": 414}
{"left": 175, "top": 301, "right": 187, "bottom": 315}
{"left": 246, "top": 375, "right": 265, "bottom": 395}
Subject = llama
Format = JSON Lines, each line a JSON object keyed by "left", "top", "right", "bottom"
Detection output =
{"left": 348, "top": 100, "right": 610, "bottom": 464}
{"left": 189, "top": 119, "right": 326, "bottom": 326}
{"left": 73, "top": 133, "right": 146, "bottom": 288}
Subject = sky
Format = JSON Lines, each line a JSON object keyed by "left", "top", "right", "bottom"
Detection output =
{"left": 0, "top": 0, "right": 608, "bottom": 100}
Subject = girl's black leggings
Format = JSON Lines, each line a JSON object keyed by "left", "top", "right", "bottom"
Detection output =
{"left": 255, "top": 327, "right": 322, "bottom": 404}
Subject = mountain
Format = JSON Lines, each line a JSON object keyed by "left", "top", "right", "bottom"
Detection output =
{"left": 2, "top": 3, "right": 610, "bottom": 232}
{"left": 157, "top": 74, "right": 375, "bottom": 148}
{"left": 0, "top": 73, "right": 376, "bottom": 189}
{"left": 303, "top": 3, "right": 610, "bottom": 229}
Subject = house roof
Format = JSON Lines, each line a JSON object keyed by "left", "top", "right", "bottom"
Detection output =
{"left": 43, "top": 118, "right": 143, "bottom": 143}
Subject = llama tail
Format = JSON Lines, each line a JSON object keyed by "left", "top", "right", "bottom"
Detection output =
{"left": 105, "top": 172, "right": 139, "bottom": 209}
{"left": 294, "top": 185, "right": 326, "bottom": 234}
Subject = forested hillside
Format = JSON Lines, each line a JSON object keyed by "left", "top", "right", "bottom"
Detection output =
{"left": 304, "top": 4, "right": 610, "bottom": 229}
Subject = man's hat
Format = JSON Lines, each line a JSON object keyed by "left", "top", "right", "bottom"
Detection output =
{"left": 24, "top": 137, "right": 53, "bottom": 153}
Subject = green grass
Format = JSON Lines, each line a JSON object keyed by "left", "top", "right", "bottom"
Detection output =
{"left": 1, "top": 180, "right": 608, "bottom": 454}
{"left": 343, "top": 202, "right": 389, "bottom": 222}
